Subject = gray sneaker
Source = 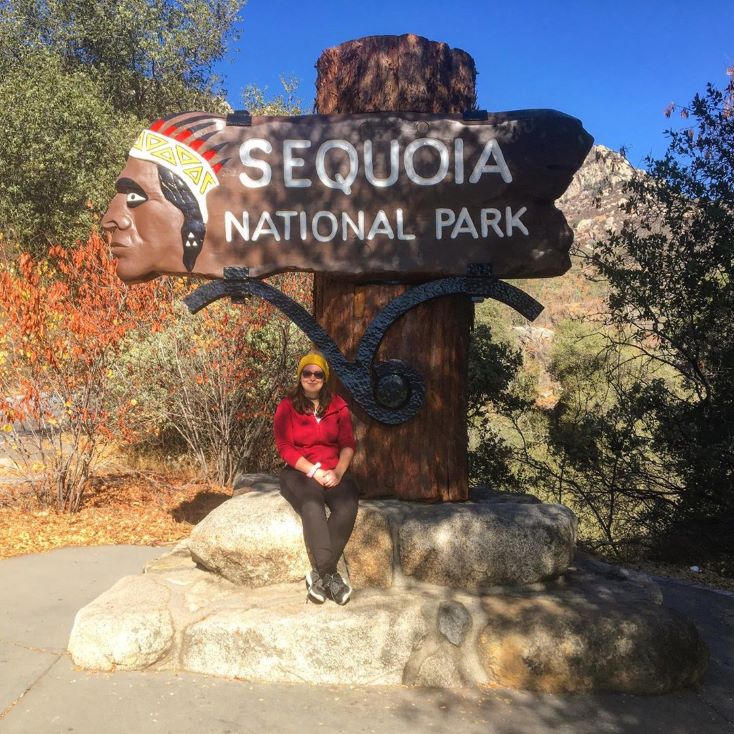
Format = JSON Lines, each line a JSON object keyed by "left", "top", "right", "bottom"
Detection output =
{"left": 305, "top": 569, "right": 327, "bottom": 604}
{"left": 323, "top": 572, "right": 352, "bottom": 605}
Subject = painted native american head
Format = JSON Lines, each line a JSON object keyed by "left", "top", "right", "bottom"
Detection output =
{"left": 102, "top": 112, "right": 230, "bottom": 283}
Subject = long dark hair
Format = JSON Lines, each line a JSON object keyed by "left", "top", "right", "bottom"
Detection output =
{"left": 157, "top": 165, "right": 206, "bottom": 273}
{"left": 290, "top": 372, "right": 334, "bottom": 416}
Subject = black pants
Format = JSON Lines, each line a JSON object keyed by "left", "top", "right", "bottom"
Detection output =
{"left": 279, "top": 467, "right": 359, "bottom": 576}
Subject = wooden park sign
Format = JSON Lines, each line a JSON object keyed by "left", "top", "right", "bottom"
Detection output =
{"left": 105, "top": 109, "right": 591, "bottom": 284}
{"left": 103, "top": 34, "right": 593, "bottom": 502}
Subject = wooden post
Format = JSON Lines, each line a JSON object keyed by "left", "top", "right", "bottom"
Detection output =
{"left": 314, "top": 34, "right": 477, "bottom": 502}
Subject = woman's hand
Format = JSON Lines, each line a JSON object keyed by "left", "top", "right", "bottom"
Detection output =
{"left": 311, "top": 468, "right": 329, "bottom": 487}
{"left": 320, "top": 469, "right": 341, "bottom": 488}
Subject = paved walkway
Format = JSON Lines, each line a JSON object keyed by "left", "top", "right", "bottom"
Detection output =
{"left": 0, "top": 545, "right": 732, "bottom": 734}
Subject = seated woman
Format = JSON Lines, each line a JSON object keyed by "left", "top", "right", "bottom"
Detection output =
{"left": 273, "top": 352, "right": 359, "bottom": 605}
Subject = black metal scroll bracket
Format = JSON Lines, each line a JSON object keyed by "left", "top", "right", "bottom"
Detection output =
{"left": 183, "top": 266, "right": 543, "bottom": 425}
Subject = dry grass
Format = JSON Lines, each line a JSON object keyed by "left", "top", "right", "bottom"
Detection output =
{"left": 0, "top": 471, "right": 232, "bottom": 559}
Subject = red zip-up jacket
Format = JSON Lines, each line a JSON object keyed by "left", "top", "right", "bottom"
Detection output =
{"left": 273, "top": 395, "right": 356, "bottom": 470}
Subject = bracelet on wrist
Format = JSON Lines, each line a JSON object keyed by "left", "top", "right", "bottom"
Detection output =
{"left": 306, "top": 462, "right": 321, "bottom": 478}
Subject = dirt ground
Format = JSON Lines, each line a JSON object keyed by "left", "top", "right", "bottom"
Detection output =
{"left": 0, "top": 472, "right": 231, "bottom": 560}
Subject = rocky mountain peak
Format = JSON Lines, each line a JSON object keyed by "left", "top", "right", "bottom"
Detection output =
{"left": 561, "top": 145, "right": 636, "bottom": 203}
{"left": 559, "top": 145, "right": 640, "bottom": 248}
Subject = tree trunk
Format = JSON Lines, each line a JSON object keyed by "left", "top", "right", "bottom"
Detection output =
{"left": 314, "top": 34, "right": 477, "bottom": 502}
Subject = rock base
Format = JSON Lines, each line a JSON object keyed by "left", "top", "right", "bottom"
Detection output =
{"left": 68, "top": 547, "right": 708, "bottom": 693}
{"left": 188, "top": 477, "right": 578, "bottom": 590}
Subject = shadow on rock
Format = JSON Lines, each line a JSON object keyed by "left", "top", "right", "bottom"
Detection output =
{"left": 171, "top": 489, "right": 231, "bottom": 525}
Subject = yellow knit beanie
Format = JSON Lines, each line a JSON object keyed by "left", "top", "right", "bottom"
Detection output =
{"left": 296, "top": 353, "right": 330, "bottom": 382}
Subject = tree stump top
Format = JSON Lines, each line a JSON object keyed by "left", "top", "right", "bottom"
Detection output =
{"left": 316, "top": 34, "right": 477, "bottom": 115}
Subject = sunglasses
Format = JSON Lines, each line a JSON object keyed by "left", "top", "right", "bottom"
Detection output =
{"left": 301, "top": 369, "right": 325, "bottom": 380}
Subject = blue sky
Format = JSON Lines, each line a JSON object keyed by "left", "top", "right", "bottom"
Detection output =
{"left": 215, "top": 0, "right": 733, "bottom": 168}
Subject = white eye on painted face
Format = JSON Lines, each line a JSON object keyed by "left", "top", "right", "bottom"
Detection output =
{"left": 126, "top": 192, "right": 148, "bottom": 207}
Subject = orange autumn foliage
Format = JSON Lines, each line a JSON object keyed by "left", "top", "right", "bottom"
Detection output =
{"left": 0, "top": 233, "right": 167, "bottom": 511}
{"left": 0, "top": 230, "right": 314, "bottom": 507}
